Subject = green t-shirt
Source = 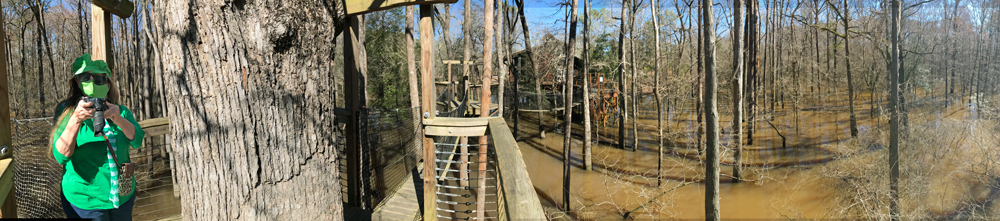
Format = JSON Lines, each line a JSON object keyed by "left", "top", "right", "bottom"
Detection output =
{"left": 51, "top": 104, "right": 145, "bottom": 210}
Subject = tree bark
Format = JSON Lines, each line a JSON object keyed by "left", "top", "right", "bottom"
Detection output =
{"left": 153, "top": 1, "right": 344, "bottom": 219}
{"left": 562, "top": 0, "right": 578, "bottom": 212}
{"left": 652, "top": 0, "right": 664, "bottom": 186}
{"left": 515, "top": 0, "right": 543, "bottom": 138}
{"left": 745, "top": 0, "right": 759, "bottom": 146}
{"left": 407, "top": 5, "right": 422, "bottom": 160}
{"left": 617, "top": 0, "right": 628, "bottom": 150}
{"left": 629, "top": 0, "right": 638, "bottom": 152}
{"left": 843, "top": 0, "right": 857, "bottom": 137}
{"left": 496, "top": 0, "right": 506, "bottom": 116}
{"left": 731, "top": 0, "right": 744, "bottom": 183}
{"left": 701, "top": 0, "right": 720, "bottom": 218}
{"left": 889, "top": 0, "right": 901, "bottom": 219}
{"left": 463, "top": 0, "right": 473, "bottom": 78}
{"left": 583, "top": 0, "right": 593, "bottom": 171}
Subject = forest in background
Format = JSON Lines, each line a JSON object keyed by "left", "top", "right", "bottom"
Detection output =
{"left": 4, "top": 0, "right": 1000, "bottom": 219}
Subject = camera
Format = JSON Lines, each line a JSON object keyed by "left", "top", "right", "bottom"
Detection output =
{"left": 82, "top": 97, "right": 108, "bottom": 136}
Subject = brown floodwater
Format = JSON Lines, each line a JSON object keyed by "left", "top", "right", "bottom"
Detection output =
{"left": 512, "top": 90, "right": 994, "bottom": 219}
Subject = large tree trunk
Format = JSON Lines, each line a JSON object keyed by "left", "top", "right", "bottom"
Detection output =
{"left": 701, "top": 0, "right": 720, "bottom": 218}
{"left": 153, "top": 1, "right": 344, "bottom": 219}
{"left": 583, "top": 0, "right": 593, "bottom": 171}
{"left": 617, "top": 0, "right": 628, "bottom": 150}
{"left": 731, "top": 0, "right": 744, "bottom": 183}
{"left": 562, "top": 0, "right": 578, "bottom": 212}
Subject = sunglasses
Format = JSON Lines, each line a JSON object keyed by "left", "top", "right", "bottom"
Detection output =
{"left": 76, "top": 72, "right": 110, "bottom": 85}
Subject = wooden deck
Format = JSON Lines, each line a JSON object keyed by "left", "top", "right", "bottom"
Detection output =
{"left": 371, "top": 166, "right": 424, "bottom": 221}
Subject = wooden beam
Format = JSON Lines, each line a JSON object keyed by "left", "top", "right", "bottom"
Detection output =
{"left": 91, "top": 5, "right": 114, "bottom": 69}
{"left": 422, "top": 117, "right": 488, "bottom": 127}
{"left": 488, "top": 118, "right": 546, "bottom": 219}
{"left": 0, "top": 159, "right": 14, "bottom": 218}
{"left": 138, "top": 117, "right": 170, "bottom": 127}
{"left": 419, "top": 4, "right": 438, "bottom": 221}
{"left": 91, "top": 0, "right": 134, "bottom": 18}
{"left": 424, "top": 126, "right": 487, "bottom": 137}
{"left": 344, "top": 14, "right": 367, "bottom": 208}
{"left": 346, "top": 0, "right": 458, "bottom": 16}
{"left": 0, "top": 13, "right": 13, "bottom": 219}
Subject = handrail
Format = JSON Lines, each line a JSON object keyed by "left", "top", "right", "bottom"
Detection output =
{"left": 488, "top": 118, "right": 545, "bottom": 219}
{"left": 138, "top": 117, "right": 170, "bottom": 137}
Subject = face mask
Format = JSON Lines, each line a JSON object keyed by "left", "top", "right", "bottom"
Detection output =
{"left": 81, "top": 81, "right": 110, "bottom": 98}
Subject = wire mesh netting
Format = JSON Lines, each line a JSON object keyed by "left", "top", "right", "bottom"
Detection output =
{"left": 12, "top": 118, "right": 64, "bottom": 218}
{"left": 359, "top": 107, "right": 421, "bottom": 210}
{"left": 10, "top": 117, "right": 180, "bottom": 220}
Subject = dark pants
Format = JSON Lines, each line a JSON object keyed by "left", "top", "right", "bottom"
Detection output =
{"left": 62, "top": 194, "right": 135, "bottom": 221}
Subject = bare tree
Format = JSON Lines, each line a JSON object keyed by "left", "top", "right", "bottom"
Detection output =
{"left": 583, "top": 0, "right": 593, "bottom": 170}
{"left": 652, "top": 0, "right": 665, "bottom": 186}
{"left": 563, "top": 0, "right": 579, "bottom": 212}
{"left": 617, "top": 0, "right": 629, "bottom": 150}
{"left": 701, "top": 0, "right": 720, "bottom": 218}
{"left": 888, "top": 0, "right": 901, "bottom": 218}
{"left": 731, "top": 0, "right": 744, "bottom": 183}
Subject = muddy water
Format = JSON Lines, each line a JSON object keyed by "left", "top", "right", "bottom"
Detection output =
{"left": 512, "top": 91, "right": 980, "bottom": 219}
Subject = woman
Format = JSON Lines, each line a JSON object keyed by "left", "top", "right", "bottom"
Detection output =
{"left": 50, "top": 54, "right": 145, "bottom": 221}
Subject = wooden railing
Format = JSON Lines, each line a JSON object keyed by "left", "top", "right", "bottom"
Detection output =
{"left": 422, "top": 117, "right": 545, "bottom": 220}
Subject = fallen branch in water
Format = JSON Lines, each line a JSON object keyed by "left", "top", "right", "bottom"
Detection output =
{"left": 622, "top": 182, "right": 694, "bottom": 219}
{"left": 764, "top": 117, "right": 787, "bottom": 148}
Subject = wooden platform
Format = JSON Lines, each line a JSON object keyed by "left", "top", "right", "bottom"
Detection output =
{"left": 371, "top": 167, "right": 424, "bottom": 221}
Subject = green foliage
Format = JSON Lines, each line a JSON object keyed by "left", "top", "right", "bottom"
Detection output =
{"left": 365, "top": 8, "right": 411, "bottom": 110}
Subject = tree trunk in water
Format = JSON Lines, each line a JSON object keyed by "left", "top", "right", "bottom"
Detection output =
{"left": 562, "top": 0, "right": 578, "bottom": 212}
{"left": 652, "top": 0, "right": 664, "bottom": 186}
{"left": 731, "top": 0, "right": 744, "bottom": 183}
{"left": 889, "top": 0, "right": 901, "bottom": 218}
{"left": 629, "top": 1, "right": 638, "bottom": 152}
{"left": 153, "top": 1, "right": 344, "bottom": 219}
{"left": 843, "top": 0, "right": 857, "bottom": 137}
{"left": 617, "top": 0, "right": 628, "bottom": 150}
{"left": 583, "top": 0, "right": 593, "bottom": 171}
{"left": 696, "top": 0, "right": 704, "bottom": 154}
{"left": 516, "top": 0, "right": 543, "bottom": 138}
{"left": 701, "top": 0, "right": 721, "bottom": 218}
{"left": 745, "top": 0, "right": 759, "bottom": 145}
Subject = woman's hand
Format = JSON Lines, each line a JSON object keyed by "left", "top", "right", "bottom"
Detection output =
{"left": 105, "top": 103, "right": 121, "bottom": 121}
{"left": 71, "top": 100, "right": 96, "bottom": 124}
{"left": 106, "top": 103, "right": 137, "bottom": 141}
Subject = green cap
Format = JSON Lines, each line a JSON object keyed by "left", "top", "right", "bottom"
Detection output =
{"left": 72, "top": 54, "right": 111, "bottom": 76}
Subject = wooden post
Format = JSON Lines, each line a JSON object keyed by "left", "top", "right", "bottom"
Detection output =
{"left": 91, "top": 6, "right": 114, "bottom": 69}
{"left": 420, "top": 5, "right": 438, "bottom": 221}
{"left": 0, "top": 12, "right": 15, "bottom": 219}
{"left": 344, "top": 15, "right": 365, "bottom": 208}
{"left": 478, "top": 0, "right": 494, "bottom": 219}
